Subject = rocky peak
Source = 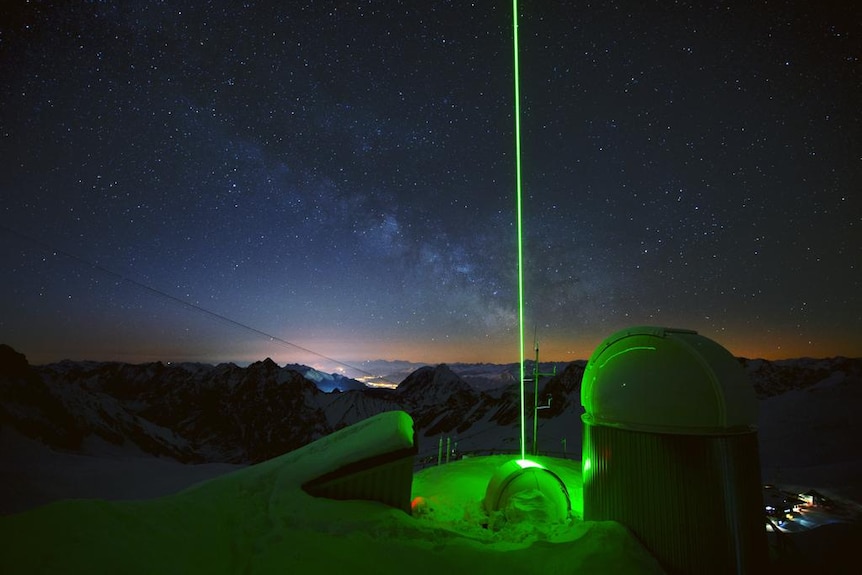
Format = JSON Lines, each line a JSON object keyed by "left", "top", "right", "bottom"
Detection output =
{"left": 0, "top": 344, "right": 34, "bottom": 381}
{"left": 396, "top": 364, "right": 474, "bottom": 406}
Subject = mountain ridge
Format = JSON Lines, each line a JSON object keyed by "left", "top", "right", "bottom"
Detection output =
{"left": 2, "top": 344, "right": 860, "bottom": 467}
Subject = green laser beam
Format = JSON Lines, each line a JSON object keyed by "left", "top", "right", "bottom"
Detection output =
{"left": 512, "top": 0, "right": 527, "bottom": 461}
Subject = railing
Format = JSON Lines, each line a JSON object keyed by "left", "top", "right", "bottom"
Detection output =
{"left": 413, "top": 440, "right": 578, "bottom": 471}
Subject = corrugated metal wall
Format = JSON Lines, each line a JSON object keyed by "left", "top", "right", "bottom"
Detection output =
{"left": 583, "top": 424, "right": 767, "bottom": 574}
{"left": 303, "top": 455, "right": 415, "bottom": 513}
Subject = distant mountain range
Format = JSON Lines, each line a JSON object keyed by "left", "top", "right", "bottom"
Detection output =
{"left": 1, "top": 344, "right": 861, "bottom": 468}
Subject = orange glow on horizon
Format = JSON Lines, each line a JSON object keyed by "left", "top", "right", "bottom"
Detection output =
{"left": 14, "top": 326, "right": 860, "bottom": 369}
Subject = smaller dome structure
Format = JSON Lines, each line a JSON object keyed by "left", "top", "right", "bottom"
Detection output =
{"left": 483, "top": 459, "right": 571, "bottom": 527}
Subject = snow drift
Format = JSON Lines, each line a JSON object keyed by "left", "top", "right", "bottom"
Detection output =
{"left": 0, "top": 410, "right": 664, "bottom": 574}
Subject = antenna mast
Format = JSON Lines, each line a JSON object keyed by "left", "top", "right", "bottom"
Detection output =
{"left": 531, "top": 335, "right": 557, "bottom": 455}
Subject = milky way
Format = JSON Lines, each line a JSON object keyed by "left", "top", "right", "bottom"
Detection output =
{"left": 1, "top": 1, "right": 860, "bottom": 369}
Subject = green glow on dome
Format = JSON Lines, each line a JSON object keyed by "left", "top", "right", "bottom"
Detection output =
{"left": 483, "top": 457, "right": 572, "bottom": 526}
{"left": 512, "top": 0, "right": 526, "bottom": 462}
{"left": 597, "top": 345, "right": 657, "bottom": 369}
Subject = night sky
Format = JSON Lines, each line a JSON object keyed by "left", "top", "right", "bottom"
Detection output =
{"left": 1, "top": 1, "right": 860, "bottom": 372}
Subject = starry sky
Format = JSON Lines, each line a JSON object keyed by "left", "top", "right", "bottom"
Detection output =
{"left": 1, "top": 1, "right": 860, "bottom": 372}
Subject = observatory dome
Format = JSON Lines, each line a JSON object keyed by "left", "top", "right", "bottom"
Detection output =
{"left": 580, "top": 326, "right": 757, "bottom": 434}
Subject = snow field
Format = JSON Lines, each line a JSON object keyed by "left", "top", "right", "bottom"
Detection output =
{"left": 0, "top": 413, "right": 665, "bottom": 574}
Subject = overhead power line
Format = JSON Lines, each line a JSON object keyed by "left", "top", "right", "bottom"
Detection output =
{"left": 1, "top": 224, "right": 395, "bottom": 385}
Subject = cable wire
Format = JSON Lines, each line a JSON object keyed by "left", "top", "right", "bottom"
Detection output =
{"left": 1, "top": 224, "right": 394, "bottom": 385}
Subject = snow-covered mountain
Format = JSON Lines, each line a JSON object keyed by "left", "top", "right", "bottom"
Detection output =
{"left": 283, "top": 362, "right": 370, "bottom": 392}
{"left": 739, "top": 356, "right": 862, "bottom": 398}
{"left": 0, "top": 345, "right": 578, "bottom": 465}
{"left": 2, "top": 343, "right": 861, "bottom": 484}
{"left": 1, "top": 347, "right": 331, "bottom": 463}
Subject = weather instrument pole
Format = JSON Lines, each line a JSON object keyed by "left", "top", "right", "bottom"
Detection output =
{"left": 511, "top": 0, "right": 527, "bottom": 461}
{"left": 533, "top": 338, "right": 539, "bottom": 456}
{"left": 531, "top": 337, "right": 557, "bottom": 455}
